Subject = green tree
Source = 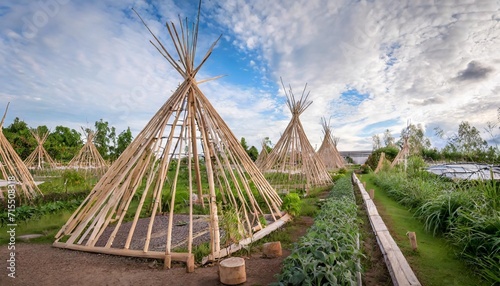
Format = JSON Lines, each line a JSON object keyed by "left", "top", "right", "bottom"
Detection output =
{"left": 93, "top": 119, "right": 116, "bottom": 160}
{"left": 247, "top": 146, "right": 259, "bottom": 161}
{"left": 114, "top": 127, "right": 133, "bottom": 160}
{"left": 240, "top": 137, "right": 249, "bottom": 152}
{"left": 446, "top": 121, "right": 487, "bottom": 160}
{"left": 402, "top": 124, "right": 431, "bottom": 155}
{"left": 3, "top": 117, "right": 35, "bottom": 159}
{"left": 47, "top": 126, "right": 83, "bottom": 162}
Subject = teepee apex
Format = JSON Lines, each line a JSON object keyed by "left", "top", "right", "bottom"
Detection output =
{"left": 0, "top": 103, "right": 42, "bottom": 202}
{"left": 282, "top": 77, "right": 313, "bottom": 116}
{"left": 317, "top": 117, "right": 345, "bottom": 170}
{"left": 25, "top": 129, "right": 57, "bottom": 170}
{"left": 54, "top": 5, "right": 284, "bottom": 271}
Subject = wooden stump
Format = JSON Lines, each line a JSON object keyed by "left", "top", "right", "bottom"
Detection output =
{"left": 219, "top": 257, "right": 246, "bottom": 285}
{"left": 262, "top": 241, "right": 282, "bottom": 258}
{"left": 369, "top": 189, "right": 375, "bottom": 199}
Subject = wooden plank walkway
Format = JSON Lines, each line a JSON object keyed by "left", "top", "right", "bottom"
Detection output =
{"left": 352, "top": 173, "right": 421, "bottom": 286}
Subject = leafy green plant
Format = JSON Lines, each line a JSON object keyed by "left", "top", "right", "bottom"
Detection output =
{"left": 274, "top": 176, "right": 361, "bottom": 285}
{"left": 282, "top": 193, "right": 301, "bottom": 217}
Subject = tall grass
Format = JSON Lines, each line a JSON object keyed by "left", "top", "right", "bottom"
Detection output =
{"left": 373, "top": 157, "right": 500, "bottom": 284}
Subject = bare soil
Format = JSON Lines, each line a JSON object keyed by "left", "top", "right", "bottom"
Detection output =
{"left": 0, "top": 217, "right": 314, "bottom": 286}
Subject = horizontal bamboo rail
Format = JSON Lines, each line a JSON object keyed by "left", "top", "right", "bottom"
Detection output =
{"left": 201, "top": 213, "right": 291, "bottom": 264}
{"left": 352, "top": 173, "right": 421, "bottom": 286}
{"left": 53, "top": 242, "right": 190, "bottom": 262}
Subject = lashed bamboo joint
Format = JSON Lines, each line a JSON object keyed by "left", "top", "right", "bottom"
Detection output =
{"left": 0, "top": 103, "right": 42, "bottom": 202}
{"left": 53, "top": 3, "right": 283, "bottom": 271}
{"left": 257, "top": 79, "right": 332, "bottom": 194}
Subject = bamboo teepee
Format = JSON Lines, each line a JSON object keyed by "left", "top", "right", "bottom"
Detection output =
{"left": 0, "top": 103, "right": 42, "bottom": 201}
{"left": 317, "top": 117, "right": 345, "bottom": 170}
{"left": 54, "top": 5, "right": 284, "bottom": 270}
{"left": 374, "top": 152, "right": 390, "bottom": 173}
{"left": 391, "top": 136, "right": 410, "bottom": 168}
{"left": 24, "top": 129, "right": 57, "bottom": 170}
{"left": 255, "top": 139, "right": 270, "bottom": 168}
{"left": 259, "top": 80, "right": 332, "bottom": 194}
{"left": 67, "top": 128, "right": 108, "bottom": 174}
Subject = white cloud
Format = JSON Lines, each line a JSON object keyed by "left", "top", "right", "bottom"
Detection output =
{"left": 1, "top": 0, "right": 499, "bottom": 155}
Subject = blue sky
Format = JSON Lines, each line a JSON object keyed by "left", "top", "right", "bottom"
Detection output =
{"left": 1, "top": 0, "right": 499, "bottom": 151}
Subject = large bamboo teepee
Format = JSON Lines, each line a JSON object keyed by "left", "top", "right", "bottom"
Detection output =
{"left": 67, "top": 128, "right": 108, "bottom": 174}
{"left": 54, "top": 6, "right": 284, "bottom": 271}
{"left": 259, "top": 80, "right": 332, "bottom": 194}
{"left": 24, "top": 129, "right": 57, "bottom": 170}
{"left": 0, "top": 103, "right": 42, "bottom": 201}
{"left": 317, "top": 117, "right": 345, "bottom": 170}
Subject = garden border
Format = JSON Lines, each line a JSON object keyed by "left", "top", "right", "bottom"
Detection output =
{"left": 352, "top": 173, "right": 421, "bottom": 286}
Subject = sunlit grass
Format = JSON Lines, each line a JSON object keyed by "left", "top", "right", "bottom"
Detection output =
{"left": 360, "top": 173, "right": 488, "bottom": 286}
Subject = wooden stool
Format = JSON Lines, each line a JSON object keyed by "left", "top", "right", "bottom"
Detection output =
{"left": 219, "top": 257, "right": 246, "bottom": 285}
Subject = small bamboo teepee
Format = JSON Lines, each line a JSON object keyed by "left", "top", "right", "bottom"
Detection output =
{"left": 255, "top": 139, "right": 270, "bottom": 168}
{"left": 260, "top": 79, "right": 332, "bottom": 194}
{"left": 374, "top": 152, "right": 390, "bottom": 173}
{"left": 0, "top": 103, "right": 42, "bottom": 201}
{"left": 67, "top": 128, "right": 108, "bottom": 174}
{"left": 391, "top": 136, "right": 410, "bottom": 168}
{"left": 24, "top": 129, "right": 57, "bottom": 170}
{"left": 317, "top": 117, "right": 345, "bottom": 170}
{"left": 54, "top": 5, "right": 284, "bottom": 271}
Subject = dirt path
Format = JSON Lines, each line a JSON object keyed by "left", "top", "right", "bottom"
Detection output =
{"left": 0, "top": 217, "right": 314, "bottom": 286}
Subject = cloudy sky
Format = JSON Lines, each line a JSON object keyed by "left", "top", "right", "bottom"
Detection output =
{"left": 1, "top": 0, "right": 499, "bottom": 151}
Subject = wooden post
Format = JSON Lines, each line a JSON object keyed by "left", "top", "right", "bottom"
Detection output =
{"left": 362, "top": 182, "right": 366, "bottom": 188}
{"left": 164, "top": 254, "right": 172, "bottom": 269}
{"left": 219, "top": 257, "right": 246, "bottom": 285}
{"left": 408, "top": 232, "right": 418, "bottom": 250}
{"left": 369, "top": 189, "right": 375, "bottom": 199}
{"left": 186, "top": 254, "right": 195, "bottom": 273}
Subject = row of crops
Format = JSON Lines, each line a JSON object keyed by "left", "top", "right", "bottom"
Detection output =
{"left": 374, "top": 157, "right": 499, "bottom": 283}
{"left": 273, "top": 176, "right": 362, "bottom": 285}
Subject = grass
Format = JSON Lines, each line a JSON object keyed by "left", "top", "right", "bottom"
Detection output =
{"left": 359, "top": 173, "right": 488, "bottom": 286}
{"left": 0, "top": 210, "right": 74, "bottom": 244}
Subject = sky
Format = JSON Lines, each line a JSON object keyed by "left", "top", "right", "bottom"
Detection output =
{"left": 1, "top": 0, "right": 499, "bottom": 151}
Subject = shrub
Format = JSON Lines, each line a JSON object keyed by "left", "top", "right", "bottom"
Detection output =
{"left": 282, "top": 193, "right": 301, "bottom": 217}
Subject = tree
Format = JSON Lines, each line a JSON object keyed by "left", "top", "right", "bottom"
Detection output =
{"left": 403, "top": 124, "right": 431, "bottom": 155}
{"left": 47, "top": 126, "right": 83, "bottom": 162}
{"left": 443, "top": 121, "right": 488, "bottom": 161}
{"left": 114, "top": 127, "right": 133, "bottom": 160}
{"left": 3, "top": 117, "right": 36, "bottom": 159}
{"left": 94, "top": 119, "right": 112, "bottom": 159}
{"left": 383, "top": 129, "right": 395, "bottom": 147}
{"left": 247, "top": 146, "right": 259, "bottom": 161}
{"left": 372, "top": 134, "right": 381, "bottom": 150}
{"left": 240, "top": 137, "right": 249, "bottom": 152}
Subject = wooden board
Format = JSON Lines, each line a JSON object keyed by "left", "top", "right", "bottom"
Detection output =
{"left": 352, "top": 173, "right": 421, "bottom": 286}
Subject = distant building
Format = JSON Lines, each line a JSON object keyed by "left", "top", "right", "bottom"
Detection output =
{"left": 339, "top": 150, "right": 372, "bottom": 165}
